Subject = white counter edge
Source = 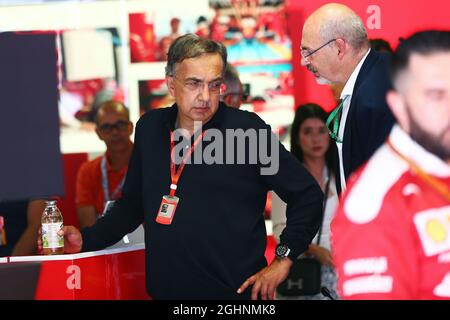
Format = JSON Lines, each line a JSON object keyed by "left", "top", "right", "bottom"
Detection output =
{"left": 0, "top": 257, "right": 7, "bottom": 263}
{"left": 8, "top": 243, "right": 145, "bottom": 262}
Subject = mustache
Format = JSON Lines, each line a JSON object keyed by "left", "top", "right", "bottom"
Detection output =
{"left": 307, "top": 63, "right": 317, "bottom": 73}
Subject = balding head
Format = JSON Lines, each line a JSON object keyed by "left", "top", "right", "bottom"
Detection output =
{"left": 95, "top": 100, "right": 133, "bottom": 152}
{"left": 95, "top": 100, "right": 130, "bottom": 125}
{"left": 301, "top": 3, "right": 370, "bottom": 84}
{"left": 304, "top": 3, "right": 369, "bottom": 51}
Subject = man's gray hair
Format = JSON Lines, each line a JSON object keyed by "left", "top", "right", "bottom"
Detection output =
{"left": 165, "top": 33, "right": 228, "bottom": 76}
{"left": 319, "top": 13, "right": 369, "bottom": 50}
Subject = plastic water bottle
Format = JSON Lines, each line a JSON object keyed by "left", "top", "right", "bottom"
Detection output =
{"left": 41, "top": 200, "right": 64, "bottom": 255}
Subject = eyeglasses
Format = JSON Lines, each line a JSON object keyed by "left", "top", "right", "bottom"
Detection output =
{"left": 301, "top": 38, "right": 337, "bottom": 60}
{"left": 174, "top": 76, "right": 223, "bottom": 93}
{"left": 98, "top": 120, "right": 131, "bottom": 134}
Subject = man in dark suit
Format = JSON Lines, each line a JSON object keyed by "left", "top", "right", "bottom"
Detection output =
{"left": 300, "top": 3, "right": 396, "bottom": 194}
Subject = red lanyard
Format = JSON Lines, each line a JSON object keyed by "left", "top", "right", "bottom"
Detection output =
{"left": 388, "top": 140, "right": 450, "bottom": 202}
{"left": 169, "top": 130, "right": 206, "bottom": 197}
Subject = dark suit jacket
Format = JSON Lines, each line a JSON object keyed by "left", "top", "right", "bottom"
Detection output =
{"left": 336, "top": 50, "right": 396, "bottom": 195}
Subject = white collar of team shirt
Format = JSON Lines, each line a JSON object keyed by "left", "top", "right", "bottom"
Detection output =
{"left": 390, "top": 125, "right": 450, "bottom": 177}
{"left": 336, "top": 48, "right": 371, "bottom": 192}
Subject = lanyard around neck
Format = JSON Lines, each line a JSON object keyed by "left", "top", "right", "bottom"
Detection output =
{"left": 169, "top": 130, "right": 207, "bottom": 197}
{"left": 101, "top": 156, "right": 126, "bottom": 203}
{"left": 388, "top": 140, "right": 450, "bottom": 202}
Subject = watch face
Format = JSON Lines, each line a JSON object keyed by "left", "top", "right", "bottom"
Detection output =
{"left": 276, "top": 244, "right": 289, "bottom": 257}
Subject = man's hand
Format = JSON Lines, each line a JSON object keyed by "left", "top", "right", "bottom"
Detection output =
{"left": 37, "top": 226, "right": 83, "bottom": 254}
{"left": 237, "top": 257, "right": 293, "bottom": 300}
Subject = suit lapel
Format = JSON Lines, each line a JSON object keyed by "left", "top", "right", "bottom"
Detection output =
{"left": 342, "top": 50, "right": 380, "bottom": 180}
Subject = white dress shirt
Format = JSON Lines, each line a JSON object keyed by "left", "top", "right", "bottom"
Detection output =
{"left": 336, "top": 48, "right": 371, "bottom": 192}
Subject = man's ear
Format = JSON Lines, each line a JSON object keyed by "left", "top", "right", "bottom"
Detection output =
{"left": 335, "top": 38, "right": 346, "bottom": 59}
{"left": 166, "top": 76, "right": 176, "bottom": 98}
{"left": 387, "top": 90, "right": 409, "bottom": 133}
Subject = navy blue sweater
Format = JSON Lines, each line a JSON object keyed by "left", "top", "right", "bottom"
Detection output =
{"left": 81, "top": 103, "right": 323, "bottom": 299}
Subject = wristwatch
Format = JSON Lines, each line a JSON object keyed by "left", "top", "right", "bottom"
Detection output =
{"left": 275, "top": 243, "right": 291, "bottom": 259}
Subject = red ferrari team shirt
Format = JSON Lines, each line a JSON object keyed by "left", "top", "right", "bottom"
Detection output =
{"left": 332, "top": 125, "right": 450, "bottom": 299}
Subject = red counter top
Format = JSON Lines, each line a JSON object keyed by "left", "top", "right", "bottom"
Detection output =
{"left": 6, "top": 244, "right": 148, "bottom": 300}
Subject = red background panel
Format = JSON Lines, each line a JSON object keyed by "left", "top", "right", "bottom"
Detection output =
{"left": 58, "top": 153, "right": 88, "bottom": 228}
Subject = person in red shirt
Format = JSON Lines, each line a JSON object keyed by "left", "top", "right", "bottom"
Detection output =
{"left": 332, "top": 30, "right": 450, "bottom": 299}
{"left": 76, "top": 100, "right": 133, "bottom": 228}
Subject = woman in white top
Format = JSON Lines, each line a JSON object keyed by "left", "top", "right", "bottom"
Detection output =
{"left": 272, "top": 103, "right": 339, "bottom": 300}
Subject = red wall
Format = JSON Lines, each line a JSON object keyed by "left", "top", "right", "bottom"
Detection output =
{"left": 58, "top": 153, "right": 88, "bottom": 228}
{"left": 286, "top": 0, "right": 450, "bottom": 111}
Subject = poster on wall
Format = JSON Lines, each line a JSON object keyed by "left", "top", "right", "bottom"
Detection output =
{"left": 58, "top": 27, "right": 127, "bottom": 153}
{"left": 131, "top": 0, "right": 294, "bottom": 133}
{"left": 129, "top": 0, "right": 211, "bottom": 114}
{"left": 209, "top": 0, "right": 294, "bottom": 133}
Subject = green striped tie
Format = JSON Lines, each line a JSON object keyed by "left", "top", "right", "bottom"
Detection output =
{"left": 326, "top": 95, "right": 349, "bottom": 143}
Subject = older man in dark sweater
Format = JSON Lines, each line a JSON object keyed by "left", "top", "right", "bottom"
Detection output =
{"left": 42, "top": 34, "right": 323, "bottom": 300}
